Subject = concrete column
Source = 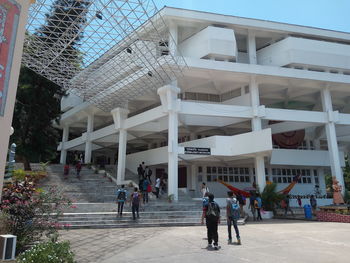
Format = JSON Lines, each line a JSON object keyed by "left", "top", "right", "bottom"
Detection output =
{"left": 247, "top": 30, "right": 257, "bottom": 64}
{"left": 60, "top": 125, "right": 69, "bottom": 164}
{"left": 191, "top": 164, "right": 197, "bottom": 190}
{"left": 321, "top": 87, "right": 345, "bottom": 194}
{"left": 168, "top": 22, "right": 178, "bottom": 56}
{"left": 117, "top": 128, "right": 127, "bottom": 185}
{"left": 249, "top": 76, "right": 266, "bottom": 192}
{"left": 111, "top": 108, "right": 129, "bottom": 185}
{"left": 158, "top": 83, "right": 180, "bottom": 201}
{"left": 84, "top": 114, "right": 94, "bottom": 164}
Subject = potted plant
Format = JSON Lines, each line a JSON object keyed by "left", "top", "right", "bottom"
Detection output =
{"left": 261, "top": 182, "right": 284, "bottom": 218}
{"left": 167, "top": 194, "right": 174, "bottom": 203}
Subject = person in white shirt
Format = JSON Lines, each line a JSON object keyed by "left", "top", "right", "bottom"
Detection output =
{"left": 155, "top": 177, "right": 161, "bottom": 198}
{"left": 201, "top": 182, "right": 209, "bottom": 198}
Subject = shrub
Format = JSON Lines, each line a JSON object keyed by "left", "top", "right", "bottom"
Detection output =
{"left": 1, "top": 181, "right": 72, "bottom": 253}
{"left": 261, "top": 183, "right": 284, "bottom": 213}
{"left": 17, "top": 241, "right": 75, "bottom": 263}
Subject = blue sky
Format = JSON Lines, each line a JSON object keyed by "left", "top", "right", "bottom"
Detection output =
{"left": 153, "top": 0, "right": 350, "bottom": 33}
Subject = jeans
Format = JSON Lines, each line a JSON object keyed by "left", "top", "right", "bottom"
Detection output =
{"left": 227, "top": 217, "right": 240, "bottom": 240}
{"left": 143, "top": 191, "right": 148, "bottom": 203}
{"left": 206, "top": 219, "right": 219, "bottom": 245}
{"left": 117, "top": 201, "right": 124, "bottom": 215}
{"left": 132, "top": 204, "right": 139, "bottom": 220}
{"left": 250, "top": 206, "right": 256, "bottom": 220}
{"left": 256, "top": 208, "right": 262, "bottom": 220}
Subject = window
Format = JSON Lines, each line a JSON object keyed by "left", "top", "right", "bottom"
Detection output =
{"left": 198, "top": 166, "right": 203, "bottom": 173}
{"left": 229, "top": 176, "right": 234, "bottom": 182}
{"left": 245, "top": 176, "right": 250, "bottom": 182}
{"left": 207, "top": 175, "right": 211, "bottom": 182}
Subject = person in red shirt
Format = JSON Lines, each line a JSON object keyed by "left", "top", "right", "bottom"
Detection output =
{"left": 75, "top": 161, "right": 82, "bottom": 179}
{"left": 63, "top": 163, "right": 70, "bottom": 180}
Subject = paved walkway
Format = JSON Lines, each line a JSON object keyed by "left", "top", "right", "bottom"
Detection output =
{"left": 59, "top": 220, "right": 350, "bottom": 263}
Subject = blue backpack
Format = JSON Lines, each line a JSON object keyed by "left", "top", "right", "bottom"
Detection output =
{"left": 230, "top": 199, "right": 240, "bottom": 220}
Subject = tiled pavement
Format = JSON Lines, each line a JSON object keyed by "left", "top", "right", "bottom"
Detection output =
{"left": 59, "top": 219, "right": 350, "bottom": 263}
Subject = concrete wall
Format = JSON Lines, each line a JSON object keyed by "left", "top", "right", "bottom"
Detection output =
{"left": 271, "top": 149, "right": 345, "bottom": 167}
{"left": 257, "top": 36, "right": 350, "bottom": 70}
{"left": 0, "top": 0, "right": 31, "bottom": 197}
{"left": 179, "top": 26, "right": 237, "bottom": 61}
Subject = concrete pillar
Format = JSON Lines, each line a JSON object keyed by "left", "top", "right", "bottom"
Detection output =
{"left": 111, "top": 108, "right": 129, "bottom": 185}
{"left": 60, "top": 125, "right": 69, "bottom": 164}
{"left": 247, "top": 30, "right": 257, "bottom": 64}
{"left": 168, "top": 22, "right": 178, "bottom": 56}
{"left": 249, "top": 76, "right": 266, "bottom": 192}
{"left": 117, "top": 128, "right": 127, "bottom": 185}
{"left": 191, "top": 164, "right": 197, "bottom": 190}
{"left": 321, "top": 87, "right": 345, "bottom": 194}
{"left": 84, "top": 114, "right": 94, "bottom": 164}
{"left": 158, "top": 83, "right": 180, "bottom": 201}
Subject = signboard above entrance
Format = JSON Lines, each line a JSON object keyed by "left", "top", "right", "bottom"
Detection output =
{"left": 184, "top": 147, "right": 211, "bottom": 155}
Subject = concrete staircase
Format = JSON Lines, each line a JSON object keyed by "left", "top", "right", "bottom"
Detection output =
{"left": 44, "top": 164, "right": 245, "bottom": 229}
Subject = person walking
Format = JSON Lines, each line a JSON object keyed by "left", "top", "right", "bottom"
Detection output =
{"left": 130, "top": 187, "right": 142, "bottom": 220}
{"left": 310, "top": 195, "right": 317, "bottom": 215}
{"left": 75, "top": 161, "right": 82, "bottom": 179}
{"left": 283, "top": 195, "right": 294, "bottom": 217}
{"left": 201, "top": 193, "right": 220, "bottom": 250}
{"left": 255, "top": 193, "right": 263, "bottom": 221}
{"left": 249, "top": 194, "right": 256, "bottom": 221}
{"left": 116, "top": 185, "right": 128, "bottom": 216}
{"left": 137, "top": 164, "right": 144, "bottom": 191}
{"left": 142, "top": 178, "right": 150, "bottom": 204}
{"left": 63, "top": 163, "right": 70, "bottom": 180}
{"left": 226, "top": 191, "right": 241, "bottom": 245}
{"left": 297, "top": 195, "right": 302, "bottom": 208}
{"left": 155, "top": 176, "right": 161, "bottom": 198}
{"left": 145, "top": 166, "right": 152, "bottom": 183}
{"left": 201, "top": 182, "right": 209, "bottom": 198}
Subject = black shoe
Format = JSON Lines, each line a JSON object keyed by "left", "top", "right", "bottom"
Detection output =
{"left": 213, "top": 244, "right": 219, "bottom": 250}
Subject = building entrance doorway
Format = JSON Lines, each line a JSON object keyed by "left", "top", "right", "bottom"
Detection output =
{"left": 178, "top": 166, "right": 187, "bottom": 188}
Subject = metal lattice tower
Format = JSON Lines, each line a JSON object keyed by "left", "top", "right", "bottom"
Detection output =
{"left": 22, "top": 0, "right": 186, "bottom": 111}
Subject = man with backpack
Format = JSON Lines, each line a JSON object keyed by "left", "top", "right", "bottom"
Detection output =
{"left": 255, "top": 193, "right": 263, "bottom": 221}
{"left": 116, "top": 185, "right": 128, "bottom": 216}
{"left": 130, "top": 187, "right": 142, "bottom": 220}
{"left": 201, "top": 193, "right": 220, "bottom": 250}
{"left": 226, "top": 191, "right": 241, "bottom": 245}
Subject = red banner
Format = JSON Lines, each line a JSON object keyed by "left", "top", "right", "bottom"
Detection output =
{"left": 0, "top": 0, "right": 20, "bottom": 115}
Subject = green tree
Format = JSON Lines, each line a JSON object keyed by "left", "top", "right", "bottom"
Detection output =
{"left": 342, "top": 155, "right": 350, "bottom": 191}
{"left": 12, "top": 67, "right": 64, "bottom": 169}
{"left": 12, "top": 0, "right": 89, "bottom": 169}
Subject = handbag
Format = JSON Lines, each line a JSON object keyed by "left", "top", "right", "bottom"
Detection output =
{"left": 147, "top": 184, "right": 152, "bottom": 193}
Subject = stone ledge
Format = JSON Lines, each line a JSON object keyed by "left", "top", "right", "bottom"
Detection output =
{"left": 316, "top": 211, "right": 350, "bottom": 223}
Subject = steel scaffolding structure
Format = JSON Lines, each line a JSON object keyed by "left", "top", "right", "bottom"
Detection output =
{"left": 22, "top": 0, "right": 186, "bottom": 111}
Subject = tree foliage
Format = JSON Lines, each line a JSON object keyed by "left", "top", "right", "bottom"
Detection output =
{"left": 261, "top": 183, "right": 284, "bottom": 213}
{"left": 12, "top": 0, "right": 89, "bottom": 168}
{"left": 12, "top": 67, "right": 64, "bottom": 168}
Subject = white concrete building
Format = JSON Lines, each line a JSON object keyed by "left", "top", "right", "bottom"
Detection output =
{"left": 57, "top": 7, "right": 350, "bottom": 200}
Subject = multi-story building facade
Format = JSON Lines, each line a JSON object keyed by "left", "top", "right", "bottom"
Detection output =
{"left": 57, "top": 7, "right": 350, "bottom": 200}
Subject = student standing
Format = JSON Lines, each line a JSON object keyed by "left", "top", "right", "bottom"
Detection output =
{"left": 283, "top": 195, "right": 294, "bottom": 217}
{"left": 63, "top": 163, "right": 70, "bottom": 180}
{"left": 116, "top": 185, "right": 128, "bottom": 216}
{"left": 130, "top": 187, "right": 142, "bottom": 220}
{"left": 310, "top": 195, "right": 317, "bottom": 215}
{"left": 249, "top": 194, "right": 256, "bottom": 221}
{"left": 255, "top": 193, "right": 263, "bottom": 221}
{"left": 142, "top": 178, "right": 150, "bottom": 203}
{"left": 201, "top": 193, "right": 220, "bottom": 250}
{"left": 226, "top": 191, "right": 241, "bottom": 244}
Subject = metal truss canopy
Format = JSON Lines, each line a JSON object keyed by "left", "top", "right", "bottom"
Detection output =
{"left": 22, "top": 0, "right": 186, "bottom": 111}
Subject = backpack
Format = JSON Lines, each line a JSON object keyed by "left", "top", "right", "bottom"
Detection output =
{"left": 117, "top": 190, "right": 126, "bottom": 201}
{"left": 132, "top": 192, "right": 140, "bottom": 205}
{"left": 206, "top": 202, "right": 220, "bottom": 221}
{"left": 230, "top": 199, "right": 240, "bottom": 220}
